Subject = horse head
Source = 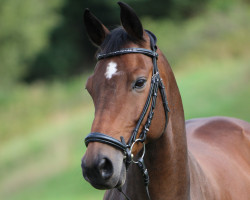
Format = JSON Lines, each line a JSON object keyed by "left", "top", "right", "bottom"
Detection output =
{"left": 81, "top": 2, "right": 168, "bottom": 190}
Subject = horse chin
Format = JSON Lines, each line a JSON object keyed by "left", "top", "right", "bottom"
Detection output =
{"left": 115, "top": 163, "right": 126, "bottom": 188}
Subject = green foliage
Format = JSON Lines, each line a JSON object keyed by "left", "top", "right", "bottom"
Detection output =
{"left": 26, "top": 0, "right": 211, "bottom": 81}
{"left": 143, "top": 1, "right": 250, "bottom": 67}
{"left": 129, "top": 0, "right": 210, "bottom": 19}
{"left": 25, "top": 0, "right": 121, "bottom": 81}
{"left": 1, "top": 0, "right": 248, "bottom": 84}
{"left": 0, "top": 0, "right": 63, "bottom": 85}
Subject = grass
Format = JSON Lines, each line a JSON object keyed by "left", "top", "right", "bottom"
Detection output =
{"left": 177, "top": 59, "right": 250, "bottom": 120}
{"left": 0, "top": 2, "right": 250, "bottom": 200}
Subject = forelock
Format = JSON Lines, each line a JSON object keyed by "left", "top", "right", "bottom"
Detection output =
{"left": 99, "top": 27, "right": 143, "bottom": 54}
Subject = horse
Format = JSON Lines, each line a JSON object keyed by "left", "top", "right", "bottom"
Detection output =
{"left": 81, "top": 2, "right": 250, "bottom": 200}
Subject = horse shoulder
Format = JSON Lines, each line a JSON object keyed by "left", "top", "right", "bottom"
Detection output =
{"left": 186, "top": 116, "right": 250, "bottom": 155}
{"left": 186, "top": 117, "right": 250, "bottom": 200}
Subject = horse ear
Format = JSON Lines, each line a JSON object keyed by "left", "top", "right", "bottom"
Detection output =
{"left": 84, "top": 9, "right": 110, "bottom": 46}
{"left": 118, "top": 2, "right": 144, "bottom": 40}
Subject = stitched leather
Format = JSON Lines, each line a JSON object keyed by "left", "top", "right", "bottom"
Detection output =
{"left": 97, "top": 48, "right": 158, "bottom": 60}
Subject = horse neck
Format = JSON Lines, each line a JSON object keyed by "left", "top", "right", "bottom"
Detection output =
{"left": 124, "top": 53, "right": 190, "bottom": 200}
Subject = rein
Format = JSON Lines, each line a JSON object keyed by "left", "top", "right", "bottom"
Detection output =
{"left": 85, "top": 31, "right": 169, "bottom": 200}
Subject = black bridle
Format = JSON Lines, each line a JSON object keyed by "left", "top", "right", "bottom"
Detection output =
{"left": 84, "top": 31, "right": 169, "bottom": 200}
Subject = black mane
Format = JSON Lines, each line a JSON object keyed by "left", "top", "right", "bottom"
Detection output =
{"left": 99, "top": 27, "right": 143, "bottom": 54}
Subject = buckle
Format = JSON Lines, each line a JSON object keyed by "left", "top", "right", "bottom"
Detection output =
{"left": 153, "top": 52, "right": 158, "bottom": 58}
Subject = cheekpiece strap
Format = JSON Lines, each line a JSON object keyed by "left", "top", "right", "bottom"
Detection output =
{"left": 145, "top": 30, "right": 157, "bottom": 51}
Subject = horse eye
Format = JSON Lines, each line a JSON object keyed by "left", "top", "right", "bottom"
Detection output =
{"left": 134, "top": 78, "right": 147, "bottom": 89}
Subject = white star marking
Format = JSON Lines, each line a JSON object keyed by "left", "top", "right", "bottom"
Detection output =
{"left": 105, "top": 61, "right": 118, "bottom": 79}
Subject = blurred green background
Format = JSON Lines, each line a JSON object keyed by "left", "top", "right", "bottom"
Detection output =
{"left": 0, "top": 0, "right": 249, "bottom": 199}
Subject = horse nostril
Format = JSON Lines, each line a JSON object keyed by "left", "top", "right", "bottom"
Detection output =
{"left": 98, "top": 158, "right": 113, "bottom": 180}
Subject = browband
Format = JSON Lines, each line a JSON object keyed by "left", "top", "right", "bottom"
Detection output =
{"left": 97, "top": 48, "right": 158, "bottom": 60}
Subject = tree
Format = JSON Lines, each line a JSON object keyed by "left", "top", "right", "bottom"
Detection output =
{"left": 0, "top": 0, "right": 62, "bottom": 84}
{"left": 25, "top": 0, "right": 209, "bottom": 82}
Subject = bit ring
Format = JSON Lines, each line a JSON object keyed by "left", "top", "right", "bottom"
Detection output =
{"left": 130, "top": 139, "right": 146, "bottom": 164}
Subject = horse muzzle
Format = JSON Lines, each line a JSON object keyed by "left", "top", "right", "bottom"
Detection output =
{"left": 81, "top": 143, "right": 126, "bottom": 189}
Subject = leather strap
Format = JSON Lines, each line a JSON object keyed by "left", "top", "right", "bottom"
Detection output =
{"left": 85, "top": 132, "right": 127, "bottom": 152}
{"left": 97, "top": 48, "right": 158, "bottom": 60}
{"left": 85, "top": 132, "right": 132, "bottom": 168}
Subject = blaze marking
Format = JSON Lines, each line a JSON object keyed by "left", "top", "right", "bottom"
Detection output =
{"left": 105, "top": 62, "right": 118, "bottom": 79}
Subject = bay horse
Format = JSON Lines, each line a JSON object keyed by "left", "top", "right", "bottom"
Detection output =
{"left": 81, "top": 2, "right": 250, "bottom": 200}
